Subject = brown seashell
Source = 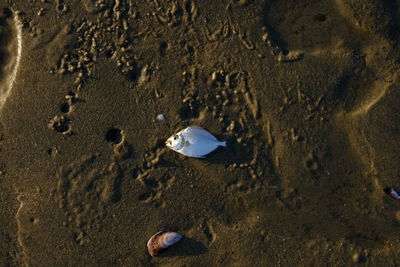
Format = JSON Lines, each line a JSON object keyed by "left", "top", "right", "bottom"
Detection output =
{"left": 147, "top": 231, "right": 183, "bottom": 256}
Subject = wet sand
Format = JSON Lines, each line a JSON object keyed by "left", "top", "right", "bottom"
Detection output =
{"left": 1, "top": 0, "right": 400, "bottom": 266}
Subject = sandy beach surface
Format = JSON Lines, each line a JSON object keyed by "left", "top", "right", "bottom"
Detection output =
{"left": 1, "top": 0, "right": 400, "bottom": 266}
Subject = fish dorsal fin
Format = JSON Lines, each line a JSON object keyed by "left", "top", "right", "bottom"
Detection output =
{"left": 182, "top": 126, "right": 218, "bottom": 142}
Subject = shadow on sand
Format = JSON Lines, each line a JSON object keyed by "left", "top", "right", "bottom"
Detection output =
{"left": 158, "top": 237, "right": 208, "bottom": 257}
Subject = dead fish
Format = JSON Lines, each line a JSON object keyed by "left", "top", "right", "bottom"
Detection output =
{"left": 147, "top": 231, "right": 183, "bottom": 257}
{"left": 165, "top": 126, "right": 226, "bottom": 158}
{"left": 384, "top": 187, "right": 400, "bottom": 200}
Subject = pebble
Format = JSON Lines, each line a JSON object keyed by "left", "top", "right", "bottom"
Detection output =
{"left": 261, "top": 33, "right": 269, "bottom": 42}
{"left": 156, "top": 114, "right": 166, "bottom": 120}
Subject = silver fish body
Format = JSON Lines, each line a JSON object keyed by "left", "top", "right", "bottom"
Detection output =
{"left": 165, "top": 126, "right": 226, "bottom": 158}
{"left": 147, "top": 231, "right": 183, "bottom": 256}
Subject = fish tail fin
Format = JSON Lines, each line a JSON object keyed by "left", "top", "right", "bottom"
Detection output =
{"left": 220, "top": 141, "right": 227, "bottom": 147}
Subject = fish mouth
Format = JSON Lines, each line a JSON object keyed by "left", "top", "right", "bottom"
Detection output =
{"left": 165, "top": 140, "right": 172, "bottom": 146}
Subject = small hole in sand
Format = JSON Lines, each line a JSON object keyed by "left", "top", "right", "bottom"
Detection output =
{"left": 160, "top": 41, "right": 168, "bottom": 56}
{"left": 30, "top": 217, "right": 39, "bottom": 224}
{"left": 49, "top": 115, "right": 70, "bottom": 133}
{"left": 67, "top": 91, "right": 76, "bottom": 97}
{"left": 56, "top": 5, "right": 66, "bottom": 12}
{"left": 104, "top": 49, "right": 114, "bottom": 58}
{"left": 105, "top": 128, "right": 123, "bottom": 144}
{"left": 313, "top": 14, "right": 326, "bottom": 22}
{"left": 60, "top": 103, "right": 70, "bottom": 113}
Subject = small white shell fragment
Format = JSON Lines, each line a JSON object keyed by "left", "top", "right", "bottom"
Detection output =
{"left": 165, "top": 126, "right": 226, "bottom": 158}
{"left": 156, "top": 114, "right": 166, "bottom": 120}
{"left": 384, "top": 187, "right": 400, "bottom": 200}
{"left": 147, "top": 231, "right": 183, "bottom": 256}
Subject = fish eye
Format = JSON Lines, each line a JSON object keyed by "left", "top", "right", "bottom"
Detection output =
{"left": 173, "top": 136, "right": 177, "bottom": 140}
